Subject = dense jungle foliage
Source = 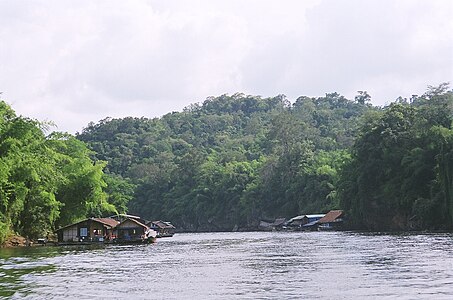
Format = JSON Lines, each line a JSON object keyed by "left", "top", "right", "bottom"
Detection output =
{"left": 340, "top": 83, "right": 453, "bottom": 230}
{"left": 0, "top": 102, "right": 129, "bottom": 244}
{"left": 78, "top": 92, "right": 370, "bottom": 231}
{"left": 1, "top": 84, "right": 451, "bottom": 243}
{"left": 77, "top": 85, "right": 453, "bottom": 231}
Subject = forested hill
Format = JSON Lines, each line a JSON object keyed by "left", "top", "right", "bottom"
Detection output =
{"left": 77, "top": 92, "right": 373, "bottom": 231}
{"left": 1, "top": 86, "right": 451, "bottom": 245}
{"left": 78, "top": 85, "right": 453, "bottom": 232}
{"left": 1, "top": 85, "right": 451, "bottom": 245}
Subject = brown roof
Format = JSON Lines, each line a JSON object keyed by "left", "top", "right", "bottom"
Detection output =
{"left": 318, "top": 210, "right": 344, "bottom": 223}
{"left": 93, "top": 218, "right": 120, "bottom": 228}
{"left": 150, "top": 220, "right": 176, "bottom": 229}
{"left": 56, "top": 217, "right": 119, "bottom": 232}
{"left": 118, "top": 217, "right": 149, "bottom": 229}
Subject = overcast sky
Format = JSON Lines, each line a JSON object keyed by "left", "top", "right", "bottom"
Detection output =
{"left": 1, "top": 0, "right": 452, "bottom": 133}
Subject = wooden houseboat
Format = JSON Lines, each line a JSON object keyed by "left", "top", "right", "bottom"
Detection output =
{"left": 56, "top": 216, "right": 158, "bottom": 245}
{"left": 148, "top": 220, "right": 176, "bottom": 238}
{"left": 258, "top": 218, "right": 287, "bottom": 231}
{"left": 317, "top": 210, "right": 344, "bottom": 230}
{"left": 110, "top": 213, "right": 148, "bottom": 224}
{"left": 56, "top": 218, "right": 119, "bottom": 245}
{"left": 114, "top": 218, "right": 157, "bottom": 244}
{"left": 286, "top": 214, "right": 325, "bottom": 230}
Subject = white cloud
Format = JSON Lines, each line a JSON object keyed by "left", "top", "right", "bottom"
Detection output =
{"left": 0, "top": 0, "right": 451, "bottom": 133}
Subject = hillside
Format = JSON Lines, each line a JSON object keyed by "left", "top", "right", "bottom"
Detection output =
{"left": 77, "top": 92, "right": 373, "bottom": 231}
{"left": 1, "top": 86, "right": 451, "bottom": 243}
{"left": 78, "top": 86, "right": 453, "bottom": 231}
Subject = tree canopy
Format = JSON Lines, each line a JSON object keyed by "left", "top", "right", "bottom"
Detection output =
{"left": 79, "top": 86, "right": 453, "bottom": 231}
{"left": 0, "top": 101, "right": 129, "bottom": 243}
{"left": 340, "top": 85, "right": 453, "bottom": 230}
{"left": 2, "top": 84, "right": 451, "bottom": 242}
{"left": 78, "top": 92, "right": 375, "bottom": 230}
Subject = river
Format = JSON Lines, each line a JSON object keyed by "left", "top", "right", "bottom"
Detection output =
{"left": 1, "top": 231, "right": 452, "bottom": 299}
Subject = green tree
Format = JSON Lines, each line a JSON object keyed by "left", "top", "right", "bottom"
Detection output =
{"left": 339, "top": 85, "right": 453, "bottom": 230}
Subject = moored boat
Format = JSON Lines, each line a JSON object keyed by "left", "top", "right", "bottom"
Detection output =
{"left": 317, "top": 210, "right": 344, "bottom": 231}
{"left": 147, "top": 220, "right": 176, "bottom": 238}
{"left": 55, "top": 216, "right": 159, "bottom": 245}
{"left": 113, "top": 218, "right": 157, "bottom": 244}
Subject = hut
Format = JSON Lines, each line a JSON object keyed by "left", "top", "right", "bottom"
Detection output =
{"left": 306, "top": 214, "right": 326, "bottom": 223}
{"left": 286, "top": 214, "right": 325, "bottom": 230}
{"left": 115, "top": 218, "right": 157, "bottom": 243}
{"left": 56, "top": 218, "right": 119, "bottom": 244}
{"left": 148, "top": 221, "right": 176, "bottom": 238}
{"left": 110, "top": 213, "right": 148, "bottom": 224}
{"left": 271, "top": 218, "right": 287, "bottom": 231}
{"left": 286, "top": 215, "right": 308, "bottom": 228}
{"left": 317, "top": 210, "right": 344, "bottom": 230}
{"left": 258, "top": 220, "right": 273, "bottom": 231}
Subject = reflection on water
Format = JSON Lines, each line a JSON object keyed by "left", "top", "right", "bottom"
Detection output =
{"left": 1, "top": 232, "right": 453, "bottom": 299}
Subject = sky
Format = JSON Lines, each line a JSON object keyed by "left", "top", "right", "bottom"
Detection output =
{"left": 0, "top": 0, "right": 452, "bottom": 134}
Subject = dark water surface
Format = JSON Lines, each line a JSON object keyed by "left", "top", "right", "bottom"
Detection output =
{"left": 1, "top": 231, "right": 453, "bottom": 299}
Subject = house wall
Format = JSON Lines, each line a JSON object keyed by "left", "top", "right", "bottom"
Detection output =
{"left": 58, "top": 219, "right": 108, "bottom": 242}
{"left": 89, "top": 222, "right": 105, "bottom": 241}
{"left": 62, "top": 225, "right": 79, "bottom": 242}
{"left": 116, "top": 220, "right": 146, "bottom": 240}
{"left": 116, "top": 219, "right": 140, "bottom": 229}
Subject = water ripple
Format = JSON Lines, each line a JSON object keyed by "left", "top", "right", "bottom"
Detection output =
{"left": 1, "top": 232, "right": 453, "bottom": 299}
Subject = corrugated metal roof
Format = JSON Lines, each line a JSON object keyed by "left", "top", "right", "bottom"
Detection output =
{"left": 151, "top": 220, "right": 176, "bottom": 229}
{"left": 318, "top": 210, "right": 344, "bottom": 223}
{"left": 109, "top": 213, "right": 141, "bottom": 219}
{"left": 289, "top": 215, "right": 307, "bottom": 221}
{"left": 305, "top": 214, "right": 325, "bottom": 219}
{"left": 288, "top": 214, "right": 325, "bottom": 223}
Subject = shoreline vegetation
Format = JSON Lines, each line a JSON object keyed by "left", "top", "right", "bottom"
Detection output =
{"left": 1, "top": 84, "right": 452, "bottom": 247}
{"left": 3, "top": 229, "right": 453, "bottom": 249}
{"left": 1, "top": 235, "right": 29, "bottom": 248}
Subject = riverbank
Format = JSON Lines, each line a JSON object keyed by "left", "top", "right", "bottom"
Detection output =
{"left": 1, "top": 235, "right": 29, "bottom": 248}
{"left": 0, "top": 234, "right": 52, "bottom": 248}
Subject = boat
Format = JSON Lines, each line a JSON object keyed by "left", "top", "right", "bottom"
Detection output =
{"left": 148, "top": 220, "right": 176, "bottom": 238}
{"left": 317, "top": 223, "right": 336, "bottom": 231}
{"left": 113, "top": 218, "right": 157, "bottom": 244}
{"left": 56, "top": 216, "right": 158, "bottom": 245}
{"left": 317, "top": 210, "right": 344, "bottom": 231}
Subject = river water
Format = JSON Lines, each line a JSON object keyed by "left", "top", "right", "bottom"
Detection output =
{"left": 1, "top": 231, "right": 453, "bottom": 299}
